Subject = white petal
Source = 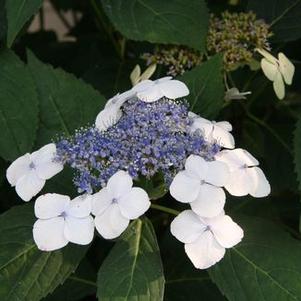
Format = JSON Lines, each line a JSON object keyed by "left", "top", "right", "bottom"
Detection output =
{"left": 32, "top": 144, "right": 64, "bottom": 180}
{"left": 64, "top": 216, "right": 94, "bottom": 245}
{"left": 170, "top": 210, "right": 206, "bottom": 243}
{"left": 107, "top": 170, "right": 133, "bottom": 199}
{"left": 158, "top": 80, "right": 189, "bottom": 99}
{"left": 190, "top": 119, "right": 213, "bottom": 137}
{"left": 278, "top": 52, "right": 295, "bottom": 85}
{"left": 35, "top": 193, "right": 70, "bottom": 219}
{"left": 137, "top": 86, "right": 163, "bottom": 102}
{"left": 224, "top": 169, "right": 252, "bottom": 196}
{"left": 131, "top": 80, "right": 153, "bottom": 92}
{"left": 212, "top": 125, "right": 235, "bottom": 149}
{"left": 15, "top": 172, "right": 45, "bottom": 202}
{"left": 94, "top": 204, "right": 129, "bottom": 239}
{"left": 261, "top": 58, "right": 278, "bottom": 81}
{"left": 105, "top": 90, "right": 135, "bottom": 109}
{"left": 248, "top": 167, "right": 271, "bottom": 197}
{"left": 216, "top": 121, "right": 232, "bottom": 132}
{"left": 257, "top": 48, "right": 278, "bottom": 64}
{"left": 205, "top": 161, "right": 229, "bottom": 187}
{"left": 216, "top": 148, "right": 259, "bottom": 170}
{"left": 169, "top": 171, "right": 200, "bottom": 203}
{"left": 156, "top": 76, "right": 172, "bottom": 83}
{"left": 190, "top": 184, "right": 225, "bottom": 218}
{"left": 184, "top": 155, "right": 208, "bottom": 180}
{"left": 95, "top": 106, "right": 122, "bottom": 132}
{"left": 188, "top": 111, "right": 199, "bottom": 119}
{"left": 6, "top": 153, "right": 31, "bottom": 186}
{"left": 273, "top": 71, "right": 285, "bottom": 100}
{"left": 184, "top": 231, "right": 225, "bottom": 269}
{"left": 66, "top": 195, "right": 92, "bottom": 218}
{"left": 118, "top": 187, "right": 150, "bottom": 219}
{"left": 210, "top": 215, "right": 244, "bottom": 248}
{"left": 33, "top": 217, "right": 68, "bottom": 251}
{"left": 91, "top": 188, "right": 112, "bottom": 216}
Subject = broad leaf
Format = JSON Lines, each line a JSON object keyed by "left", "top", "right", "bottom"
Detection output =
{"left": 6, "top": 0, "right": 43, "bottom": 47}
{"left": 294, "top": 117, "right": 301, "bottom": 191}
{"left": 209, "top": 215, "right": 301, "bottom": 300}
{"left": 97, "top": 218, "right": 165, "bottom": 301}
{"left": 0, "top": 0, "right": 6, "bottom": 41}
{"left": 0, "top": 49, "right": 38, "bottom": 161}
{"left": 161, "top": 233, "right": 226, "bottom": 301}
{"left": 0, "top": 204, "right": 87, "bottom": 301}
{"left": 101, "top": 0, "right": 209, "bottom": 51}
{"left": 45, "top": 259, "right": 96, "bottom": 301}
{"left": 27, "top": 50, "right": 106, "bottom": 147}
{"left": 178, "top": 54, "right": 224, "bottom": 118}
{"left": 247, "top": 0, "right": 301, "bottom": 42}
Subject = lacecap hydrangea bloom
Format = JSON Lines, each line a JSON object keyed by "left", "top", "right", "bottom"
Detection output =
{"left": 6, "top": 76, "right": 271, "bottom": 269}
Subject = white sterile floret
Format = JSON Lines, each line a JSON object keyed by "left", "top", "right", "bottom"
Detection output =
{"left": 6, "top": 143, "right": 63, "bottom": 202}
{"left": 95, "top": 89, "right": 135, "bottom": 132}
{"left": 170, "top": 155, "right": 229, "bottom": 218}
{"left": 92, "top": 170, "right": 150, "bottom": 239}
{"left": 225, "top": 87, "right": 251, "bottom": 101}
{"left": 188, "top": 112, "right": 235, "bottom": 149}
{"left": 215, "top": 148, "right": 271, "bottom": 197}
{"left": 33, "top": 193, "right": 94, "bottom": 251}
{"left": 257, "top": 48, "right": 295, "bottom": 100}
{"left": 171, "top": 210, "right": 243, "bottom": 269}
{"left": 130, "top": 64, "right": 157, "bottom": 86}
{"left": 132, "top": 77, "right": 189, "bottom": 103}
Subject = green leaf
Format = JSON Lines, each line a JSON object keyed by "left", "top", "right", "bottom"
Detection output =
{"left": 101, "top": 0, "right": 209, "bottom": 51}
{"left": 44, "top": 259, "right": 97, "bottom": 301}
{"left": 135, "top": 173, "right": 168, "bottom": 200}
{"left": 209, "top": 215, "right": 301, "bottom": 301}
{"left": 27, "top": 50, "right": 106, "bottom": 147}
{"left": 161, "top": 233, "right": 226, "bottom": 301}
{"left": 97, "top": 218, "right": 165, "bottom": 301}
{"left": 294, "top": 117, "right": 301, "bottom": 191}
{"left": 247, "top": 0, "right": 301, "bottom": 42}
{"left": 178, "top": 55, "right": 224, "bottom": 118}
{"left": 0, "top": 0, "right": 7, "bottom": 41}
{"left": 0, "top": 49, "right": 39, "bottom": 161}
{"left": 0, "top": 204, "right": 87, "bottom": 301}
{"left": 6, "top": 0, "right": 43, "bottom": 47}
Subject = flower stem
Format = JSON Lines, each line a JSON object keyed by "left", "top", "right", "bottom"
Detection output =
{"left": 69, "top": 276, "right": 97, "bottom": 287}
{"left": 150, "top": 204, "right": 179, "bottom": 216}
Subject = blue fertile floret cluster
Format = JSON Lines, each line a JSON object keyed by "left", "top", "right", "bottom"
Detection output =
{"left": 56, "top": 97, "right": 220, "bottom": 193}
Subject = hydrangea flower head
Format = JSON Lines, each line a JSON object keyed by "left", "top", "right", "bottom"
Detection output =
{"left": 6, "top": 77, "right": 271, "bottom": 271}
{"left": 56, "top": 94, "right": 219, "bottom": 194}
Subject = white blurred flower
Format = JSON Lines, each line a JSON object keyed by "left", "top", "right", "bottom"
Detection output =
{"left": 225, "top": 87, "right": 251, "bottom": 101}
{"left": 130, "top": 64, "right": 157, "bottom": 86}
{"left": 170, "top": 155, "right": 229, "bottom": 218}
{"left": 33, "top": 193, "right": 94, "bottom": 251}
{"left": 95, "top": 90, "right": 135, "bottom": 132}
{"left": 215, "top": 148, "right": 270, "bottom": 197}
{"left": 132, "top": 77, "right": 189, "bottom": 103}
{"left": 188, "top": 113, "right": 235, "bottom": 149}
{"left": 171, "top": 210, "right": 243, "bottom": 269}
{"left": 257, "top": 48, "right": 295, "bottom": 100}
{"left": 92, "top": 170, "right": 150, "bottom": 239}
{"left": 6, "top": 143, "right": 63, "bottom": 202}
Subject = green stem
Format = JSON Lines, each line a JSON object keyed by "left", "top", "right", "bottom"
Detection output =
{"left": 150, "top": 204, "right": 179, "bottom": 216}
{"left": 69, "top": 276, "right": 97, "bottom": 287}
{"left": 90, "top": 0, "right": 123, "bottom": 59}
